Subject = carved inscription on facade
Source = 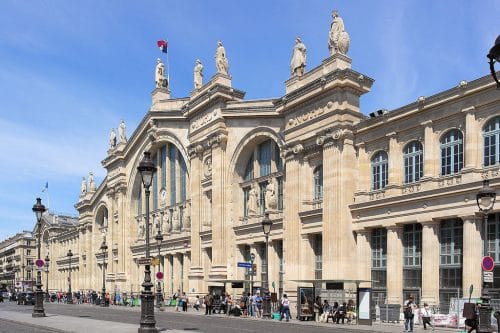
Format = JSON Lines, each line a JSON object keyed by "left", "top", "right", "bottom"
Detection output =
{"left": 191, "top": 109, "right": 221, "bottom": 131}
{"left": 287, "top": 107, "right": 325, "bottom": 129}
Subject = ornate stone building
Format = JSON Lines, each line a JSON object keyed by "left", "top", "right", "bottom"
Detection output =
{"left": 39, "top": 12, "right": 499, "bottom": 314}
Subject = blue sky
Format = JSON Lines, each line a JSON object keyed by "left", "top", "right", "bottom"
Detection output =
{"left": 0, "top": 0, "right": 498, "bottom": 240}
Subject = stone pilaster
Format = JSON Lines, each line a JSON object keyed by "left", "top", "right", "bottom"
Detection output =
{"left": 209, "top": 135, "right": 228, "bottom": 279}
{"left": 356, "top": 143, "right": 370, "bottom": 192}
{"left": 420, "top": 220, "right": 440, "bottom": 305}
{"left": 386, "top": 225, "right": 403, "bottom": 304}
{"left": 188, "top": 151, "right": 204, "bottom": 292}
{"left": 463, "top": 107, "right": 479, "bottom": 169}
{"left": 356, "top": 230, "right": 372, "bottom": 287}
{"left": 387, "top": 132, "right": 401, "bottom": 186}
{"left": 422, "top": 121, "right": 435, "bottom": 178}
{"left": 283, "top": 155, "right": 301, "bottom": 297}
{"left": 462, "top": 215, "right": 482, "bottom": 299}
{"left": 322, "top": 134, "right": 357, "bottom": 280}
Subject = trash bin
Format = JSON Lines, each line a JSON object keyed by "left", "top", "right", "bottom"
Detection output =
{"left": 379, "top": 304, "right": 401, "bottom": 323}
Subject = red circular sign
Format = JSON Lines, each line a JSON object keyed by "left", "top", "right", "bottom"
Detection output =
{"left": 482, "top": 256, "right": 495, "bottom": 272}
{"left": 156, "top": 271, "right": 164, "bottom": 280}
{"left": 35, "top": 259, "right": 45, "bottom": 268}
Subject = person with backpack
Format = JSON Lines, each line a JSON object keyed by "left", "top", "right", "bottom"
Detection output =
{"left": 403, "top": 295, "right": 417, "bottom": 332}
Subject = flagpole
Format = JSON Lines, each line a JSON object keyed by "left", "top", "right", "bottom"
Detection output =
{"left": 166, "top": 42, "right": 170, "bottom": 88}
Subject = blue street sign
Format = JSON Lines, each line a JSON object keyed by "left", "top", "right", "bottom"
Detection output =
{"left": 237, "top": 262, "right": 252, "bottom": 268}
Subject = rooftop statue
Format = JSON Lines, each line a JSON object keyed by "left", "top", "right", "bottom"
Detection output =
{"left": 119, "top": 120, "right": 127, "bottom": 143}
{"left": 328, "top": 10, "right": 350, "bottom": 55}
{"left": 194, "top": 59, "right": 203, "bottom": 89}
{"left": 155, "top": 58, "right": 168, "bottom": 89}
{"left": 215, "top": 41, "right": 229, "bottom": 75}
{"left": 109, "top": 128, "right": 116, "bottom": 148}
{"left": 290, "top": 37, "right": 307, "bottom": 77}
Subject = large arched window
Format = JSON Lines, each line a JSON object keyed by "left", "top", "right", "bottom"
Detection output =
{"left": 371, "top": 151, "right": 388, "bottom": 190}
{"left": 96, "top": 206, "right": 108, "bottom": 229}
{"left": 440, "top": 129, "right": 463, "bottom": 176}
{"left": 484, "top": 116, "right": 500, "bottom": 167}
{"left": 403, "top": 141, "right": 423, "bottom": 183}
{"left": 242, "top": 140, "right": 283, "bottom": 217}
{"left": 313, "top": 165, "right": 323, "bottom": 201}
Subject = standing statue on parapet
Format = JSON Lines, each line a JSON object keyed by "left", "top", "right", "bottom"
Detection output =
{"left": 194, "top": 59, "right": 203, "bottom": 89}
{"left": 80, "top": 177, "right": 87, "bottom": 196}
{"left": 328, "top": 10, "right": 350, "bottom": 55}
{"left": 155, "top": 58, "right": 168, "bottom": 89}
{"left": 290, "top": 37, "right": 307, "bottom": 77}
{"left": 109, "top": 128, "right": 116, "bottom": 148}
{"left": 215, "top": 41, "right": 229, "bottom": 75}
{"left": 88, "top": 171, "right": 96, "bottom": 192}
{"left": 119, "top": 120, "right": 127, "bottom": 143}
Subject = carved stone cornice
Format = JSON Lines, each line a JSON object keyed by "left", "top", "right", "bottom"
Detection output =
{"left": 316, "top": 128, "right": 352, "bottom": 147}
{"left": 281, "top": 142, "right": 304, "bottom": 159}
{"left": 187, "top": 130, "right": 228, "bottom": 158}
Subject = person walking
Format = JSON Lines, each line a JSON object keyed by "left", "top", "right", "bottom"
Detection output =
{"left": 314, "top": 295, "right": 322, "bottom": 322}
{"left": 403, "top": 295, "right": 417, "bottom": 332}
{"left": 421, "top": 303, "right": 434, "bottom": 330}
{"left": 280, "top": 294, "right": 291, "bottom": 322}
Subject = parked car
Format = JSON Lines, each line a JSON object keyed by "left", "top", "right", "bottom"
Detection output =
{"left": 16, "top": 292, "right": 35, "bottom": 305}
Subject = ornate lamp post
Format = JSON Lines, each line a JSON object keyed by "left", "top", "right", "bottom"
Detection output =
{"left": 261, "top": 212, "right": 273, "bottom": 319}
{"left": 32, "top": 197, "right": 46, "bottom": 317}
{"left": 100, "top": 238, "right": 108, "bottom": 307}
{"left": 476, "top": 179, "right": 497, "bottom": 332}
{"left": 155, "top": 229, "right": 163, "bottom": 308}
{"left": 44, "top": 254, "right": 50, "bottom": 302}
{"left": 137, "top": 151, "right": 158, "bottom": 333}
{"left": 487, "top": 35, "right": 500, "bottom": 89}
{"left": 67, "top": 249, "right": 73, "bottom": 304}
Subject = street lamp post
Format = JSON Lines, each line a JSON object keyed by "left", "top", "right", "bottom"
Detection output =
{"left": 32, "top": 197, "right": 46, "bottom": 317}
{"left": 21, "top": 264, "right": 25, "bottom": 292}
{"left": 67, "top": 249, "right": 73, "bottom": 304}
{"left": 476, "top": 179, "right": 497, "bottom": 333}
{"left": 261, "top": 212, "right": 273, "bottom": 319}
{"left": 137, "top": 151, "right": 158, "bottom": 333}
{"left": 100, "top": 238, "right": 108, "bottom": 307}
{"left": 487, "top": 35, "right": 500, "bottom": 89}
{"left": 155, "top": 229, "right": 163, "bottom": 308}
{"left": 44, "top": 254, "right": 50, "bottom": 302}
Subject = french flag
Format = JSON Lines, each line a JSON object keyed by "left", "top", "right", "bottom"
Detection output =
{"left": 157, "top": 40, "right": 168, "bottom": 53}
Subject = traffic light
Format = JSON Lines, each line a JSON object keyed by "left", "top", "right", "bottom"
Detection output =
{"left": 252, "top": 264, "right": 257, "bottom": 276}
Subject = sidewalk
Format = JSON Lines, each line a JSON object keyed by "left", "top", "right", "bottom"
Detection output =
{"left": 0, "top": 308, "right": 185, "bottom": 333}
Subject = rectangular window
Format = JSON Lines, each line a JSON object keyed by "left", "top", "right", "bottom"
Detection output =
{"left": 180, "top": 157, "right": 187, "bottom": 202}
{"left": 258, "top": 243, "right": 266, "bottom": 285}
{"left": 313, "top": 234, "right": 322, "bottom": 280}
{"left": 275, "top": 142, "right": 283, "bottom": 172}
{"left": 439, "top": 219, "right": 463, "bottom": 312}
{"left": 277, "top": 177, "right": 284, "bottom": 211}
{"left": 26, "top": 250, "right": 31, "bottom": 256}
{"left": 160, "top": 146, "right": 166, "bottom": 188}
{"left": 371, "top": 228, "right": 387, "bottom": 289}
{"left": 243, "top": 187, "right": 250, "bottom": 217}
{"left": 276, "top": 240, "right": 284, "bottom": 298}
{"left": 152, "top": 154, "right": 158, "bottom": 210}
{"left": 169, "top": 145, "right": 177, "bottom": 206}
{"left": 259, "top": 141, "right": 272, "bottom": 177}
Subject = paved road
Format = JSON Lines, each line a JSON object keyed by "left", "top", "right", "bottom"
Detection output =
{"left": 0, "top": 301, "right": 456, "bottom": 333}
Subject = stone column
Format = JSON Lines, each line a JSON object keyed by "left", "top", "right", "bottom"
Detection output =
{"left": 420, "top": 220, "right": 440, "bottom": 305}
{"left": 422, "top": 120, "right": 436, "bottom": 178}
{"left": 173, "top": 253, "right": 182, "bottom": 292}
{"left": 462, "top": 107, "right": 479, "bottom": 169}
{"left": 387, "top": 132, "right": 401, "bottom": 186}
{"left": 462, "top": 215, "right": 482, "bottom": 299}
{"left": 356, "top": 230, "right": 372, "bottom": 287}
{"left": 386, "top": 225, "right": 403, "bottom": 305}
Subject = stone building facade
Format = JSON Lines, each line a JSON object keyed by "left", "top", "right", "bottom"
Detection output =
{"left": 38, "top": 13, "right": 499, "bottom": 314}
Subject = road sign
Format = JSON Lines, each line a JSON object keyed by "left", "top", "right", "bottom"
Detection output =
{"left": 156, "top": 272, "right": 164, "bottom": 280}
{"left": 484, "top": 271, "right": 494, "bottom": 283}
{"left": 237, "top": 262, "right": 252, "bottom": 268}
{"left": 482, "top": 256, "right": 495, "bottom": 272}
{"left": 35, "top": 259, "right": 44, "bottom": 268}
{"left": 137, "top": 258, "right": 152, "bottom": 265}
